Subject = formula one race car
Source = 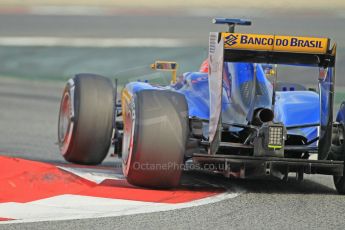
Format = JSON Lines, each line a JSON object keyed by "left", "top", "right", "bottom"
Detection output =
{"left": 58, "top": 18, "right": 345, "bottom": 193}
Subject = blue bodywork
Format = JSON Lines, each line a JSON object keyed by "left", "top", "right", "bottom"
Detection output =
{"left": 125, "top": 62, "right": 320, "bottom": 143}
{"left": 337, "top": 103, "right": 345, "bottom": 124}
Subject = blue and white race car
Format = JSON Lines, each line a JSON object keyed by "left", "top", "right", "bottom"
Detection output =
{"left": 58, "top": 18, "right": 345, "bottom": 193}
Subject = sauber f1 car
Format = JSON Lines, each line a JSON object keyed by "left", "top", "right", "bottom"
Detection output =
{"left": 58, "top": 18, "right": 345, "bottom": 193}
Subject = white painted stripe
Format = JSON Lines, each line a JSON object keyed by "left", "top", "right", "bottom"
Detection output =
{"left": 336, "top": 10, "right": 345, "bottom": 18}
{"left": 185, "top": 8, "right": 267, "bottom": 18}
{"left": 0, "top": 37, "right": 194, "bottom": 48}
{"left": 30, "top": 6, "right": 110, "bottom": 16}
{"left": 0, "top": 201, "right": 97, "bottom": 221}
{"left": 0, "top": 192, "right": 241, "bottom": 223}
{"left": 28, "top": 6, "right": 267, "bottom": 18}
{"left": 58, "top": 166, "right": 125, "bottom": 184}
{"left": 0, "top": 162, "right": 243, "bottom": 223}
{"left": 0, "top": 5, "right": 340, "bottom": 18}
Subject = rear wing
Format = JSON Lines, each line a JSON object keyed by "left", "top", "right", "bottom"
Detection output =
{"left": 218, "top": 32, "right": 335, "bottom": 67}
{"left": 208, "top": 23, "right": 337, "bottom": 160}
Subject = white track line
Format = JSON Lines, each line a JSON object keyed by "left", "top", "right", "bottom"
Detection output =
{"left": 0, "top": 37, "right": 194, "bottom": 48}
{"left": 0, "top": 165, "right": 242, "bottom": 224}
{"left": 30, "top": 6, "right": 111, "bottom": 16}
{"left": 0, "top": 192, "right": 241, "bottom": 224}
{"left": 0, "top": 6, "right": 268, "bottom": 18}
{"left": 58, "top": 166, "right": 125, "bottom": 183}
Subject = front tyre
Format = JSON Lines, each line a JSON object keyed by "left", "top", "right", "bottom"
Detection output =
{"left": 122, "top": 90, "right": 188, "bottom": 188}
{"left": 58, "top": 74, "right": 114, "bottom": 165}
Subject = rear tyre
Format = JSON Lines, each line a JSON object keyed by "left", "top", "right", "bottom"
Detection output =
{"left": 122, "top": 90, "right": 188, "bottom": 188}
{"left": 329, "top": 124, "right": 345, "bottom": 195}
{"left": 58, "top": 74, "right": 114, "bottom": 165}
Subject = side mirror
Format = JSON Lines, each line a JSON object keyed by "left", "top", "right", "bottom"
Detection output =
{"left": 151, "top": 61, "right": 178, "bottom": 83}
{"left": 262, "top": 64, "right": 276, "bottom": 78}
{"left": 318, "top": 67, "right": 328, "bottom": 81}
{"left": 261, "top": 64, "right": 278, "bottom": 89}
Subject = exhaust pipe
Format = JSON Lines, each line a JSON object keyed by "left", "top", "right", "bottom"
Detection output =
{"left": 252, "top": 108, "right": 274, "bottom": 125}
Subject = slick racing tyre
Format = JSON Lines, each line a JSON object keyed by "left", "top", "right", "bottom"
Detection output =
{"left": 332, "top": 101, "right": 345, "bottom": 194}
{"left": 122, "top": 90, "right": 188, "bottom": 188}
{"left": 58, "top": 74, "right": 114, "bottom": 165}
{"left": 332, "top": 128, "right": 345, "bottom": 194}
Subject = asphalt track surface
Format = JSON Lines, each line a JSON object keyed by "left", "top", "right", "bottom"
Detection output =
{"left": 1, "top": 11, "right": 345, "bottom": 229}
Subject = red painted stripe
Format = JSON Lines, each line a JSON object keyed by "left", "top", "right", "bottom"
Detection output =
{"left": 0, "top": 156, "right": 223, "bottom": 204}
{"left": 0, "top": 156, "right": 54, "bottom": 181}
{"left": 0, "top": 157, "right": 95, "bottom": 203}
{"left": 0, "top": 7, "right": 29, "bottom": 15}
{"left": 0, "top": 217, "right": 15, "bottom": 221}
{"left": 82, "top": 179, "right": 222, "bottom": 203}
